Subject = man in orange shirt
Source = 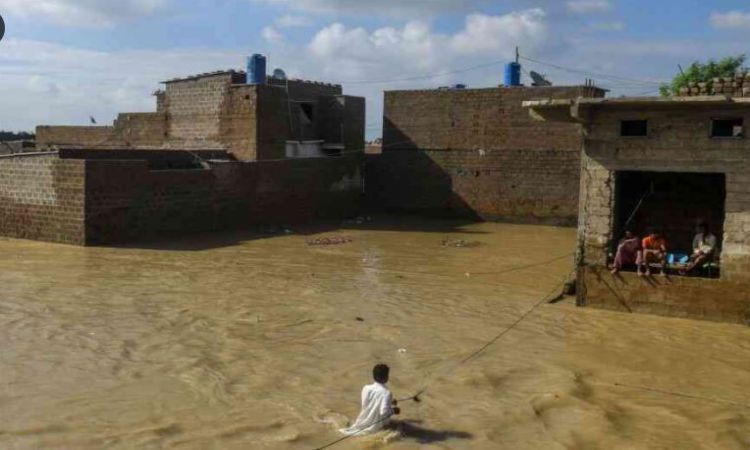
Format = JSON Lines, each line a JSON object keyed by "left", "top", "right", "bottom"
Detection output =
{"left": 637, "top": 229, "right": 667, "bottom": 276}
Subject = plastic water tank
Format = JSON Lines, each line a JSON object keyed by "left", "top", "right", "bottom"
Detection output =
{"left": 504, "top": 62, "right": 521, "bottom": 86}
{"left": 247, "top": 54, "right": 267, "bottom": 84}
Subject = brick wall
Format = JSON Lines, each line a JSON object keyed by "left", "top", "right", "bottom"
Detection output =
{"left": 221, "top": 85, "right": 259, "bottom": 161}
{"left": 112, "top": 112, "right": 167, "bottom": 147}
{"left": 577, "top": 104, "right": 750, "bottom": 323}
{"left": 251, "top": 154, "right": 362, "bottom": 224}
{"left": 368, "top": 148, "right": 582, "bottom": 223}
{"left": 81, "top": 151, "right": 362, "bottom": 244}
{"left": 371, "top": 85, "right": 602, "bottom": 224}
{"left": 165, "top": 73, "right": 232, "bottom": 149}
{"left": 36, "top": 126, "right": 116, "bottom": 148}
{"left": 0, "top": 154, "right": 85, "bottom": 244}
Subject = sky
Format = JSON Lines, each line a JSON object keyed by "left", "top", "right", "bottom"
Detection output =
{"left": 0, "top": 0, "right": 749, "bottom": 139}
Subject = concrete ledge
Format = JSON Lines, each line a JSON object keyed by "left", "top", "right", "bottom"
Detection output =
{"left": 578, "top": 265, "right": 750, "bottom": 325}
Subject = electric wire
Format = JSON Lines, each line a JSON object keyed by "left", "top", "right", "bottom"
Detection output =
{"left": 312, "top": 269, "right": 575, "bottom": 450}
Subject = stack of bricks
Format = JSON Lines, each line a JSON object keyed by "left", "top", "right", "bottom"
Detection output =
{"left": 678, "top": 72, "right": 750, "bottom": 97}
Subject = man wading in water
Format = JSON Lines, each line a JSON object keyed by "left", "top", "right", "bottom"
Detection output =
{"left": 339, "top": 364, "right": 400, "bottom": 436}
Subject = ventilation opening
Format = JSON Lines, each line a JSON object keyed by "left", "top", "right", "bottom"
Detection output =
{"left": 620, "top": 119, "right": 648, "bottom": 137}
{"left": 711, "top": 118, "right": 743, "bottom": 138}
{"left": 613, "top": 171, "right": 725, "bottom": 278}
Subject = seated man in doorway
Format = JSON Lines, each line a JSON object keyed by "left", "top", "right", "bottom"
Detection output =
{"left": 679, "top": 221, "right": 718, "bottom": 275}
{"left": 611, "top": 230, "right": 640, "bottom": 275}
{"left": 637, "top": 228, "right": 668, "bottom": 276}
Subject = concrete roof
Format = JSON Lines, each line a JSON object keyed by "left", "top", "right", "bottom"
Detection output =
{"left": 162, "top": 70, "right": 244, "bottom": 84}
{"left": 523, "top": 95, "right": 750, "bottom": 123}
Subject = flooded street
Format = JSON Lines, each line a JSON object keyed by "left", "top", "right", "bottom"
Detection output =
{"left": 0, "top": 217, "right": 748, "bottom": 449}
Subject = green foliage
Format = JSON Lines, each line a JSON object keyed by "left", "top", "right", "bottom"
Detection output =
{"left": 659, "top": 55, "right": 747, "bottom": 96}
{"left": 0, "top": 131, "right": 34, "bottom": 141}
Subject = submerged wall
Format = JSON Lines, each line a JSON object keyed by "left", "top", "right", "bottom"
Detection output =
{"left": 0, "top": 154, "right": 86, "bottom": 244}
{"left": 369, "top": 85, "right": 604, "bottom": 225}
{"left": 0, "top": 151, "right": 363, "bottom": 245}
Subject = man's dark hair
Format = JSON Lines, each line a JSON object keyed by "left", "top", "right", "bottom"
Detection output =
{"left": 373, "top": 364, "right": 390, "bottom": 383}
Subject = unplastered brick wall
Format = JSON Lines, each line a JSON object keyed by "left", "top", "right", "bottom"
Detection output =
{"left": 82, "top": 152, "right": 363, "bottom": 244}
{"left": 678, "top": 72, "right": 750, "bottom": 97}
{"left": 0, "top": 154, "right": 85, "bottom": 244}
{"left": 112, "top": 113, "right": 167, "bottom": 147}
{"left": 372, "top": 85, "right": 603, "bottom": 224}
{"left": 577, "top": 104, "right": 750, "bottom": 323}
{"left": 367, "top": 149, "right": 581, "bottom": 223}
{"left": 251, "top": 154, "right": 362, "bottom": 223}
{"left": 221, "top": 85, "right": 259, "bottom": 161}
{"left": 36, "top": 126, "right": 117, "bottom": 148}
{"left": 165, "top": 72, "right": 234, "bottom": 148}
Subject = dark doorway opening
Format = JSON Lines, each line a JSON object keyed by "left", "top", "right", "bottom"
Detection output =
{"left": 613, "top": 171, "right": 725, "bottom": 278}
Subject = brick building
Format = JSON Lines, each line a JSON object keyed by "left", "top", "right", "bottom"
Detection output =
{"left": 526, "top": 95, "right": 750, "bottom": 323}
{"left": 36, "top": 71, "right": 365, "bottom": 162}
{"left": 366, "top": 85, "right": 606, "bottom": 225}
{"left": 1, "top": 69, "right": 365, "bottom": 245}
{"left": 0, "top": 149, "right": 362, "bottom": 245}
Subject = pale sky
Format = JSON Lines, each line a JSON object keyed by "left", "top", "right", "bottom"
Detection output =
{"left": 0, "top": 0, "right": 749, "bottom": 138}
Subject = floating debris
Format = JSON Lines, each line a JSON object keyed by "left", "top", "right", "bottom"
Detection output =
{"left": 306, "top": 236, "right": 353, "bottom": 246}
{"left": 442, "top": 238, "right": 481, "bottom": 248}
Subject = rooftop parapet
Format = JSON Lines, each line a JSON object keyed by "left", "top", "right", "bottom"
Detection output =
{"left": 524, "top": 95, "right": 750, "bottom": 124}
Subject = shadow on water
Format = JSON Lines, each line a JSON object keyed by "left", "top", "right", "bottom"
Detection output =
{"left": 105, "top": 214, "right": 486, "bottom": 252}
{"left": 390, "top": 419, "right": 473, "bottom": 445}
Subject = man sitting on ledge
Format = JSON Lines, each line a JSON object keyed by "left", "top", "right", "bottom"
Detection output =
{"left": 638, "top": 228, "right": 668, "bottom": 277}
{"left": 680, "top": 221, "right": 717, "bottom": 275}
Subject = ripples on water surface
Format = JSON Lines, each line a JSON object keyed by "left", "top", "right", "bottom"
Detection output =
{"left": 0, "top": 217, "right": 748, "bottom": 449}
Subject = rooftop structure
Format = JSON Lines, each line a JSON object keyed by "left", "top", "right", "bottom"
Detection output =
{"left": 36, "top": 70, "right": 365, "bottom": 162}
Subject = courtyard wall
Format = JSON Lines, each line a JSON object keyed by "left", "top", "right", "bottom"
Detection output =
{"left": 0, "top": 150, "right": 362, "bottom": 245}
{"left": 0, "top": 153, "right": 86, "bottom": 245}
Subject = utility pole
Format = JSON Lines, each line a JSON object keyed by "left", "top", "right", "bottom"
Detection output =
{"left": 515, "top": 46, "right": 519, "bottom": 64}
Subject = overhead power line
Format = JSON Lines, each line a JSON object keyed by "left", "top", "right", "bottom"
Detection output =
{"left": 324, "top": 50, "right": 667, "bottom": 89}
{"left": 338, "top": 58, "right": 508, "bottom": 85}
{"left": 518, "top": 54, "right": 665, "bottom": 87}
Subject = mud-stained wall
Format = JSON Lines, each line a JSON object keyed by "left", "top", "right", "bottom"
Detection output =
{"left": 371, "top": 86, "right": 604, "bottom": 224}
{"left": 0, "top": 154, "right": 85, "bottom": 244}
{"left": 577, "top": 104, "right": 750, "bottom": 324}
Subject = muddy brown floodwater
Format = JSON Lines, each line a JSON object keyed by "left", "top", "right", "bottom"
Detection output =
{"left": 0, "top": 217, "right": 748, "bottom": 449}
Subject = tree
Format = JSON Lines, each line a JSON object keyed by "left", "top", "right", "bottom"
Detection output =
{"left": 659, "top": 55, "right": 747, "bottom": 96}
{"left": 0, "top": 131, "right": 35, "bottom": 141}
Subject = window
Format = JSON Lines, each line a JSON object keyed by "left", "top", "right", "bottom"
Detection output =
{"left": 620, "top": 119, "right": 648, "bottom": 137}
{"left": 300, "top": 103, "right": 315, "bottom": 123}
{"left": 711, "top": 118, "right": 743, "bottom": 138}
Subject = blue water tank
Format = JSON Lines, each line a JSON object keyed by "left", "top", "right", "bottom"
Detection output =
{"left": 504, "top": 62, "right": 521, "bottom": 86}
{"left": 247, "top": 54, "right": 267, "bottom": 84}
